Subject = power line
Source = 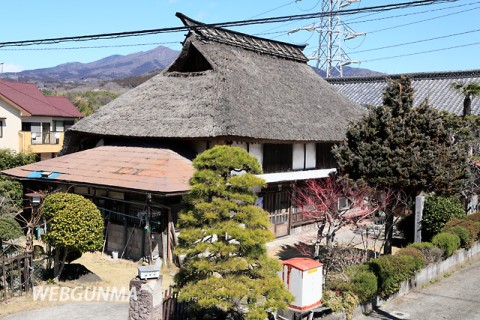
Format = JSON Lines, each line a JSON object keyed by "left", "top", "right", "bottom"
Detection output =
{"left": 349, "top": 28, "right": 480, "bottom": 54}
{"left": 256, "top": 0, "right": 470, "bottom": 40}
{"left": 363, "top": 41, "right": 480, "bottom": 62}
{"left": 367, "top": 4, "right": 479, "bottom": 34}
{"left": 0, "top": 42, "right": 180, "bottom": 51}
{"left": 346, "top": 0, "right": 480, "bottom": 24}
{"left": 0, "top": 0, "right": 457, "bottom": 48}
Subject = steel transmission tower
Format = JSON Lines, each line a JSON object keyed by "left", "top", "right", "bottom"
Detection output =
{"left": 314, "top": 0, "right": 363, "bottom": 78}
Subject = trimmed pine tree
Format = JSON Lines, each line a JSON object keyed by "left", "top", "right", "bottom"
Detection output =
{"left": 175, "top": 146, "right": 292, "bottom": 320}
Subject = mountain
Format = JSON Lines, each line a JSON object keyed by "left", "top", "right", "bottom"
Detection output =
{"left": 2, "top": 46, "right": 382, "bottom": 87}
{"left": 313, "top": 66, "right": 385, "bottom": 78}
{"left": 3, "top": 46, "right": 179, "bottom": 83}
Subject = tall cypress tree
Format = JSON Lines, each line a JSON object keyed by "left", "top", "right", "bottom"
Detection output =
{"left": 334, "top": 76, "right": 467, "bottom": 252}
{"left": 175, "top": 146, "right": 292, "bottom": 320}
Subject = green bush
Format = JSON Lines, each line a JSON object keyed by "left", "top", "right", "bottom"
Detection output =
{"left": 445, "top": 219, "right": 480, "bottom": 242}
{"left": 368, "top": 255, "right": 417, "bottom": 297}
{"left": 407, "top": 242, "right": 434, "bottom": 251}
{"left": 322, "top": 290, "right": 359, "bottom": 320}
{"left": 0, "top": 216, "right": 23, "bottom": 242}
{"left": 395, "top": 247, "right": 426, "bottom": 270}
{"left": 407, "top": 242, "right": 443, "bottom": 264}
{"left": 432, "top": 232, "right": 461, "bottom": 257}
{"left": 349, "top": 269, "right": 378, "bottom": 303}
{"left": 443, "top": 225, "right": 471, "bottom": 248}
{"left": 421, "top": 196, "right": 465, "bottom": 242}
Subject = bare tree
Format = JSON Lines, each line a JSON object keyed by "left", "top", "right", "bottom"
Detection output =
{"left": 292, "top": 175, "right": 383, "bottom": 249}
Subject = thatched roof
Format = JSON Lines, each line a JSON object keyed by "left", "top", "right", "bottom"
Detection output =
{"left": 69, "top": 13, "right": 363, "bottom": 143}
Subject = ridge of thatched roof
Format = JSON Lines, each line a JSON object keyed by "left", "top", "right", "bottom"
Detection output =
{"left": 69, "top": 13, "right": 363, "bottom": 143}
{"left": 176, "top": 13, "right": 308, "bottom": 63}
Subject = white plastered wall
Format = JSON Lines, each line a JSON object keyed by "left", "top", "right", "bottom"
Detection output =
{"left": 292, "top": 143, "right": 316, "bottom": 170}
{"left": 0, "top": 100, "right": 22, "bottom": 152}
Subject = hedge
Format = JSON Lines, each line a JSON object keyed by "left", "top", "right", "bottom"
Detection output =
{"left": 432, "top": 232, "right": 461, "bottom": 257}
{"left": 395, "top": 247, "right": 426, "bottom": 270}
{"left": 368, "top": 254, "right": 418, "bottom": 297}
{"left": 445, "top": 219, "right": 480, "bottom": 242}
{"left": 421, "top": 196, "right": 465, "bottom": 242}
{"left": 443, "top": 225, "right": 472, "bottom": 249}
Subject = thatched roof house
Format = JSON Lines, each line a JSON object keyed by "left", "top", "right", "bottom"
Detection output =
{"left": 4, "top": 13, "right": 367, "bottom": 243}
{"left": 64, "top": 13, "right": 362, "bottom": 154}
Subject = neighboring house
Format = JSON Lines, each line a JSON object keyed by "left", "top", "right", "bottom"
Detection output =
{"left": 2, "top": 13, "right": 363, "bottom": 260}
{"left": 0, "top": 79, "right": 82, "bottom": 160}
{"left": 326, "top": 70, "right": 480, "bottom": 115}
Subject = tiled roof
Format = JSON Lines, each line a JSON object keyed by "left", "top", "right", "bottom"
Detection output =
{"left": 0, "top": 79, "right": 82, "bottom": 117}
{"left": 327, "top": 70, "right": 480, "bottom": 115}
{"left": 1, "top": 146, "right": 194, "bottom": 194}
{"left": 177, "top": 13, "right": 308, "bottom": 63}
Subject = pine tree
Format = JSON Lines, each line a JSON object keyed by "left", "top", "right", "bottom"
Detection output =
{"left": 175, "top": 146, "right": 292, "bottom": 320}
{"left": 334, "top": 76, "right": 467, "bottom": 252}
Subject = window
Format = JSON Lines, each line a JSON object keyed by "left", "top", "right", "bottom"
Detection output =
{"left": 0, "top": 119, "right": 3, "bottom": 138}
{"left": 316, "top": 143, "right": 337, "bottom": 169}
{"left": 53, "top": 121, "right": 64, "bottom": 132}
{"left": 263, "top": 144, "right": 293, "bottom": 173}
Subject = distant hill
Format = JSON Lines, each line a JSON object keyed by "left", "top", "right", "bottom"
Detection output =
{"left": 2, "top": 46, "right": 383, "bottom": 89}
{"left": 312, "top": 66, "right": 385, "bottom": 78}
{"left": 2, "top": 46, "right": 178, "bottom": 83}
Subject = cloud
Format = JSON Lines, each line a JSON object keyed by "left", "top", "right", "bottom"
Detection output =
{"left": 1, "top": 63, "right": 25, "bottom": 73}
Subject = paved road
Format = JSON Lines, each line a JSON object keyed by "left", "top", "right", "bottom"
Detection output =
{"left": 1, "top": 302, "right": 128, "bottom": 320}
{"left": 355, "top": 257, "right": 480, "bottom": 320}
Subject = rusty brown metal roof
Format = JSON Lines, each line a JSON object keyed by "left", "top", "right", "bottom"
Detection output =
{"left": 1, "top": 146, "right": 194, "bottom": 194}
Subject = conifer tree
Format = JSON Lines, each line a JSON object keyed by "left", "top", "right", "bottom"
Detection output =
{"left": 334, "top": 76, "right": 467, "bottom": 253}
{"left": 175, "top": 146, "right": 292, "bottom": 320}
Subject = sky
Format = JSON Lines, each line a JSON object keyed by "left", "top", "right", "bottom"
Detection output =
{"left": 0, "top": 0, "right": 479, "bottom": 75}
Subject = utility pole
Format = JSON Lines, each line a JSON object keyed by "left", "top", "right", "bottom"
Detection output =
{"left": 291, "top": 0, "right": 365, "bottom": 78}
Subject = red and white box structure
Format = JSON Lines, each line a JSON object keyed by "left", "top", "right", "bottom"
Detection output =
{"left": 278, "top": 258, "right": 323, "bottom": 311}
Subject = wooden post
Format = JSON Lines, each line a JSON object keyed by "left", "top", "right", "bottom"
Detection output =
{"left": 2, "top": 256, "right": 7, "bottom": 301}
{"left": 16, "top": 257, "right": 21, "bottom": 296}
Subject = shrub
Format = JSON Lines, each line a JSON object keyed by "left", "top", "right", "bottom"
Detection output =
{"left": 348, "top": 268, "right": 378, "bottom": 303}
{"left": 432, "top": 232, "right": 461, "bottom": 257}
{"left": 445, "top": 219, "right": 480, "bottom": 242}
{"left": 395, "top": 247, "right": 426, "bottom": 270}
{"left": 368, "top": 254, "right": 417, "bottom": 297}
{"left": 407, "top": 242, "right": 443, "bottom": 264}
{"left": 323, "top": 290, "right": 359, "bottom": 320}
{"left": 443, "top": 225, "right": 471, "bottom": 248}
{"left": 421, "top": 196, "right": 464, "bottom": 242}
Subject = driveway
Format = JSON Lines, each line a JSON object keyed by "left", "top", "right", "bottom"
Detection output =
{"left": 355, "top": 256, "right": 480, "bottom": 319}
{"left": 1, "top": 302, "right": 128, "bottom": 320}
